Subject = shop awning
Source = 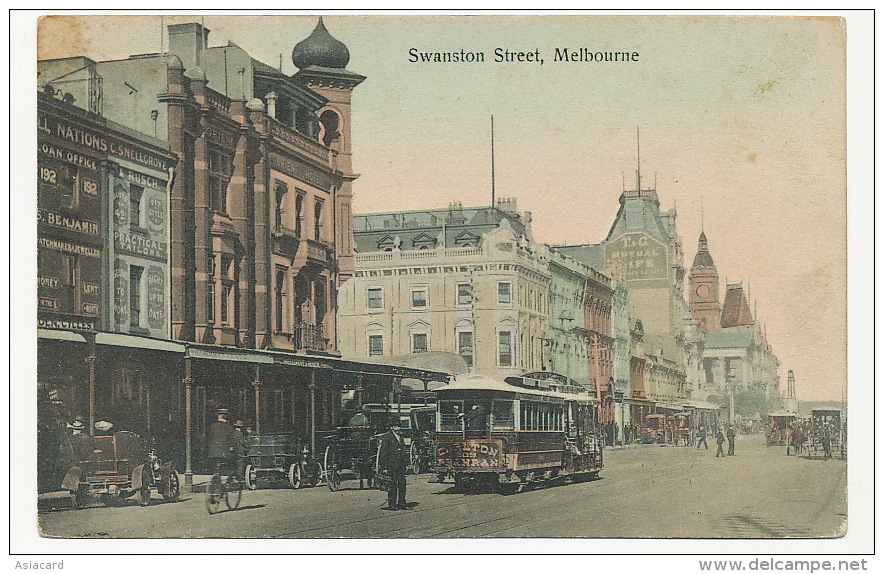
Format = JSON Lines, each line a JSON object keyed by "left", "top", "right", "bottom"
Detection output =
{"left": 38, "top": 328, "right": 87, "bottom": 343}
{"left": 95, "top": 332, "right": 185, "bottom": 353}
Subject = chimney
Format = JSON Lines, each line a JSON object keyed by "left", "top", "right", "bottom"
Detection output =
{"left": 168, "top": 22, "right": 209, "bottom": 76}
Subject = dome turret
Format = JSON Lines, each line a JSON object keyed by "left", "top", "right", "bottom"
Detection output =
{"left": 292, "top": 17, "right": 350, "bottom": 70}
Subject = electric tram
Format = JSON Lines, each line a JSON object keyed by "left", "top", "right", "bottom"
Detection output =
{"left": 433, "top": 373, "right": 604, "bottom": 492}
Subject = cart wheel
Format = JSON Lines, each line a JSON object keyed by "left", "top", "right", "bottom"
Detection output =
{"left": 324, "top": 446, "right": 340, "bottom": 491}
{"left": 163, "top": 471, "right": 181, "bottom": 502}
{"left": 138, "top": 467, "right": 152, "bottom": 507}
{"left": 206, "top": 474, "right": 222, "bottom": 515}
{"left": 70, "top": 486, "right": 88, "bottom": 509}
{"left": 225, "top": 475, "right": 242, "bottom": 511}
{"left": 327, "top": 468, "right": 341, "bottom": 491}
{"left": 244, "top": 464, "right": 257, "bottom": 490}
{"left": 289, "top": 463, "right": 302, "bottom": 489}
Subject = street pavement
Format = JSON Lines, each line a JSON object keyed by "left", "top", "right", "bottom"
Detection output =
{"left": 37, "top": 434, "right": 846, "bottom": 539}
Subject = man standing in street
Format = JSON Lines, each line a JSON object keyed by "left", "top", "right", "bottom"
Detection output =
{"left": 727, "top": 424, "right": 736, "bottom": 456}
{"left": 207, "top": 408, "right": 236, "bottom": 479}
{"left": 696, "top": 425, "right": 708, "bottom": 450}
{"left": 377, "top": 422, "right": 409, "bottom": 510}
{"left": 715, "top": 428, "right": 726, "bottom": 457}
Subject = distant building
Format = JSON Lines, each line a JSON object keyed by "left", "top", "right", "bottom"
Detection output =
{"left": 688, "top": 232, "right": 781, "bottom": 418}
{"left": 339, "top": 200, "right": 551, "bottom": 378}
{"left": 557, "top": 167, "right": 689, "bottom": 424}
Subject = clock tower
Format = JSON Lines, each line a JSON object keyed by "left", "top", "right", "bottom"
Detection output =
{"left": 689, "top": 231, "right": 721, "bottom": 333}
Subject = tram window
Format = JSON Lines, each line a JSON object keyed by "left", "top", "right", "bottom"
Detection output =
{"left": 463, "top": 401, "right": 490, "bottom": 431}
{"left": 439, "top": 401, "right": 464, "bottom": 431}
{"left": 491, "top": 400, "right": 514, "bottom": 431}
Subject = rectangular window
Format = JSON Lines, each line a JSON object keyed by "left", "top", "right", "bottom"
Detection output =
{"left": 206, "top": 257, "right": 215, "bottom": 322}
{"left": 367, "top": 287, "right": 383, "bottom": 309}
{"left": 368, "top": 335, "right": 384, "bottom": 356}
{"left": 275, "top": 182, "right": 286, "bottom": 232}
{"left": 498, "top": 331, "right": 512, "bottom": 367}
{"left": 221, "top": 257, "right": 234, "bottom": 326}
{"left": 491, "top": 400, "right": 515, "bottom": 431}
{"left": 57, "top": 164, "right": 78, "bottom": 210}
{"left": 439, "top": 400, "right": 464, "bottom": 431}
{"left": 314, "top": 199, "right": 323, "bottom": 240}
{"left": 411, "top": 287, "right": 428, "bottom": 308}
{"left": 129, "top": 265, "right": 143, "bottom": 327}
{"left": 497, "top": 282, "right": 511, "bottom": 304}
{"left": 412, "top": 333, "right": 428, "bottom": 353}
{"left": 275, "top": 268, "right": 286, "bottom": 332}
{"left": 129, "top": 185, "right": 143, "bottom": 228}
{"left": 295, "top": 193, "right": 304, "bottom": 237}
{"left": 457, "top": 283, "right": 472, "bottom": 306}
{"left": 62, "top": 254, "right": 79, "bottom": 310}
{"left": 458, "top": 331, "right": 473, "bottom": 367}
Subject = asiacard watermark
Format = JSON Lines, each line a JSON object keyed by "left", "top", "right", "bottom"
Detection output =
{"left": 698, "top": 558, "right": 869, "bottom": 572}
{"left": 13, "top": 561, "right": 64, "bottom": 570}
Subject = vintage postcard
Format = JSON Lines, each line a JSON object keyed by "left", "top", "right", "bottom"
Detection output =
{"left": 12, "top": 9, "right": 872, "bottom": 563}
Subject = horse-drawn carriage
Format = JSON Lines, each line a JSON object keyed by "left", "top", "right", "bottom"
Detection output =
{"left": 765, "top": 412, "right": 797, "bottom": 447}
{"left": 808, "top": 409, "right": 844, "bottom": 460}
{"left": 60, "top": 430, "right": 180, "bottom": 508}
{"left": 321, "top": 402, "right": 438, "bottom": 490}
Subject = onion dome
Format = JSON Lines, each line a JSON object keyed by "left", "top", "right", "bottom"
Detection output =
{"left": 292, "top": 17, "right": 350, "bottom": 70}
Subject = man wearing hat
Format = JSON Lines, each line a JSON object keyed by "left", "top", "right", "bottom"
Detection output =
{"left": 232, "top": 419, "right": 250, "bottom": 481}
{"left": 207, "top": 408, "right": 236, "bottom": 479}
{"left": 377, "top": 421, "right": 410, "bottom": 510}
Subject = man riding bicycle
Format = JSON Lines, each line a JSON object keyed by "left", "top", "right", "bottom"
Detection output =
{"left": 207, "top": 408, "right": 237, "bottom": 482}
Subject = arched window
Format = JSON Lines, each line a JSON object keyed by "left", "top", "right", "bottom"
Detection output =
{"left": 319, "top": 109, "right": 341, "bottom": 148}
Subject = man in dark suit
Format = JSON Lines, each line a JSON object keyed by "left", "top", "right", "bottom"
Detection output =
{"left": 207, "top": 408, "right": 236, "bottom": 478}
{"left": 377, "top": 423, "right": 409, "bottom": 510}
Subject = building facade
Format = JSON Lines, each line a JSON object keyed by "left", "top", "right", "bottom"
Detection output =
{"left": 37, "top": 20, "right": 453, "bottom": 488}
{"left": 339, "top": 201, "right": 551, "bottom": 378}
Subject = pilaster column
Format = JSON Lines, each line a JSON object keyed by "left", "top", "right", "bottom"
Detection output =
{"left": 182, "top": 354, "right": 193, "bottom": 490}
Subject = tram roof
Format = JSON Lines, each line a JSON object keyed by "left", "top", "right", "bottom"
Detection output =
{"left": 437, "top": 374, "right": 593, "bottom": 401}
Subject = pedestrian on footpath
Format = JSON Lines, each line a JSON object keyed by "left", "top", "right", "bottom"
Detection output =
{"left": 696, "top": 426, "right": 708, "bottom": 450}
{"left": 727, "top": 425, "right": 736, "bottom": 456}
{"left": 377, "top": 422, "right": 409, "bottom": 511}
{"left": 232, "top": 419, "right": 249, "bottom": 481}
{"left": 715, "top": 428, "right": 726, "bottom": 457}
{"left": 765, "top": 423, "right": 773, "bottom": 447}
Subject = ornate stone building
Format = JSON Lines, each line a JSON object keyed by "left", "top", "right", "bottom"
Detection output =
{"left": 339, "top": 200, "right": 551, "bottom": 378}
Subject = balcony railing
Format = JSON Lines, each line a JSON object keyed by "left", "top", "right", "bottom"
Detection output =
{"left": 355, "top": 246, "right": 484, "bottom": 264}
{"left": 294, "top": 322, "right": 328, "bottom": 352}
{"left": 268, "top": 118, "right": 329, "bottom": 164}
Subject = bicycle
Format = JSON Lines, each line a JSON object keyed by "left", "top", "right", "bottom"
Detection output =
{"left": 205, "top": 460, "right": 243, "bottom": 514}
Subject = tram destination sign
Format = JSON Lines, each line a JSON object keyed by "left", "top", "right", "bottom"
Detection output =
{"left": 436, "top": 439, "right": 504, "bottom": 469}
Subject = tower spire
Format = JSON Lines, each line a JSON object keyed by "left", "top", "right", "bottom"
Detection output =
{"left": 701, "top": 196, "right": 704, "bottom": 232}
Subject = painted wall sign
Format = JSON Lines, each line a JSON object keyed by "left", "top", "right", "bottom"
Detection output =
{"left": 113, "top": 231, "right": 167, "bottom": 261}
{"left": 146, "top": 265, "right": 165, "bottom": 329}
{"left": 604, "top": 233, "right": 668, "bottom": 281}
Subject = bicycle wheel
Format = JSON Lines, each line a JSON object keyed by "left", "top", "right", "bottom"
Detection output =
{"left": 225, "top": 475, "right": 242, "bottom": 510}
{"left": 324, "top": 445, "right": 340, "bottom": 492}
{"left": 205, "top": 474, "right": 222, "bottom": 515}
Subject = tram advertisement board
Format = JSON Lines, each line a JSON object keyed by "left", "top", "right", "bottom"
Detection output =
{"left": 436, "top": 439, "right": 504, "bottom": 469}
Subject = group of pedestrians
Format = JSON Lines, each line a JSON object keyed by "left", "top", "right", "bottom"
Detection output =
{"left": 695, "top": 424, "right": 737, "bottom": 457}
